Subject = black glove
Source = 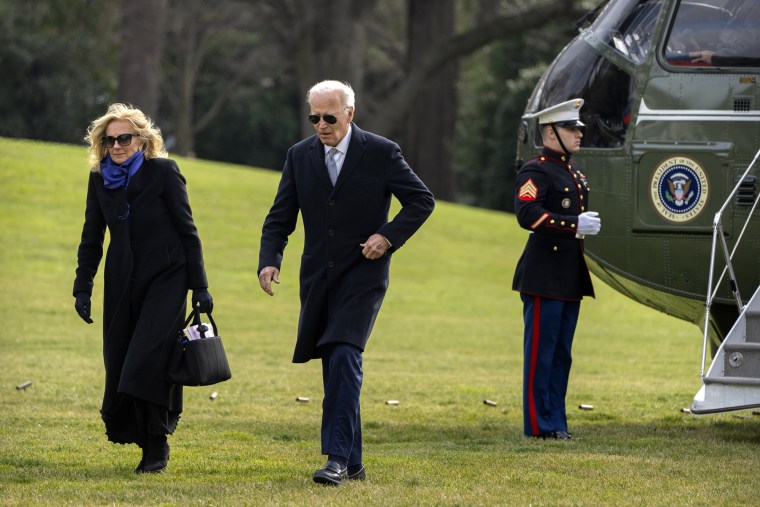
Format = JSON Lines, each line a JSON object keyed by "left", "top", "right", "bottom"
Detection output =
{"left": 192, "top": 289, "right": 213, "bottom": 314}
{"left": 74, "top": 292, "right": 93, "bottom": 324}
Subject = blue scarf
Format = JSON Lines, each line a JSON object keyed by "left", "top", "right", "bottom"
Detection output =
{"left": 101, "top": 150, "right": 145, "bottom": 189}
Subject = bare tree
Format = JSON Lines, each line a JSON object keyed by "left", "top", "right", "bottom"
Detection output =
{"left": 162, "top": 0, "right": 270, "bottom": 156}
{"left": 260, "top": 0, "right": 379, "bottom": 138}
{"left": 158, "top": 0, "right": 583, "bottom": 195}
{"left": 369, "top": 1, "right": 583, "bottom": 135}
{"left": 117, "top": 0, "right": 168, "bottom": 120}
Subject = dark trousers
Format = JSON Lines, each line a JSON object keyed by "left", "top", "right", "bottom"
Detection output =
{"left": 320, "top": 343, "right": 363, "bottom": 466}
{"left": 521, "top": 294, "right": 580, "bottom": 436}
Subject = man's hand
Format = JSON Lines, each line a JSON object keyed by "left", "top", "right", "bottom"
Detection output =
{"left": 258, "top": 266, "right": 280, "bottom": 296}
{"left": 577, "top": 211, "right": 601, "bottom": 236}
{"left": 690, "top": 50, "right": 715, "bottom": 64}
{"left": 360, "top": 234, "right": 390, "bottom": 260}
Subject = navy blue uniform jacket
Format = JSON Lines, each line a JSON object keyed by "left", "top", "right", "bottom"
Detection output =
{"left": 512, "top": 147, "right": 594, "bottom": 301}
{"left": 259, "top": 124, "right": 434, "bottom": 363}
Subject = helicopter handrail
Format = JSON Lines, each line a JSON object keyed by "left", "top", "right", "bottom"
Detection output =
{"left": 701, "top": 146, "right": 760, "bottom": 376}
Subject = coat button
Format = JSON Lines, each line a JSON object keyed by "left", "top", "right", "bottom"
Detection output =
{"left": 550, "top": 219, "right": 555, "bottom": 224}
{"left": 581, "top": 206, "right": 585, "bottom": 211}
{"left": 328, "top": 229, "right": 335, "bottom": 236}
{"left": 328, "top": 261, "right": 335, "bottom": 268}
{"left": 564, "top": 187, "right": 569, "bottom": 192}
{"left": 561, "top": 221, "right": 565, "bottom": 226}
{"left": 553, "top": 246, "right": 558, "bottom": 252}
{"left": 329, "top": 199, "right": 336, "bottom": 206}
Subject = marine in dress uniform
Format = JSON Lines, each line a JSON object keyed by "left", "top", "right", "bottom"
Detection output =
{"left": 512, "top": 99, "right": 601, "bottom": 439}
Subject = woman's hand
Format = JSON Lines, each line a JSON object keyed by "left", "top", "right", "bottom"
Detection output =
{"left": 192, "top": 289, "right": 214, "bottom": 313}
{"left": 74, "top": 292, "right": 93, "bottom": 324}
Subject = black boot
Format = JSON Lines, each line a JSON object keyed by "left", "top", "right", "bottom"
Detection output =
{"left": 134, "top": 444, "right": 147, "bottom": 474}
{"left": 141, "top": 434, "right": 170, "bottom": 473}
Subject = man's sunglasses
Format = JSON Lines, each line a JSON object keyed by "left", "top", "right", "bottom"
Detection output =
{"left": 102, "top": 133, "right": 138, "bottom": 148}
{"left": 307, "top": 114, "right": 339, "bottom": 125}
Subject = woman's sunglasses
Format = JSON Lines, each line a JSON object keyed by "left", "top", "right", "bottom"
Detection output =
{"left": 102, "top": 133, "right": 138, "bottom": 148}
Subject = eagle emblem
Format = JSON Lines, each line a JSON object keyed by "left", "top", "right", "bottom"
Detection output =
{"left": 667, "top": 174, "right": 692, "bottom": 206}
{"left": 650, "top": 157, "right": 709, "bottom": 223}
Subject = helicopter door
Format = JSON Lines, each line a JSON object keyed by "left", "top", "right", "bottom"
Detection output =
{"left": 631, "top": 0, "right": 760, "bottom": 233}
{"left": 631, "top": 142, "right": 731, "bottom": 232}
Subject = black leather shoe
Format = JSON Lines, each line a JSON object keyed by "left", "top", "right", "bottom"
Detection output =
{"left": 534, "top": 431, "right": 573, "bottom": 440}
{"left": 313, "top": 460, "right": 347, "bottom": 486}
{"left": 528, "top": 431, "right": 572, "bottom": 440}
{"left": 347, "top": 465, "right": 366, "bottom": 481}
{"left": 141, "top": 435, "right": 170, "bottom": 473}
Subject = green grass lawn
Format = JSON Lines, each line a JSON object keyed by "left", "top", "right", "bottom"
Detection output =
{"left": 1, "top": 137, "right": 759, "bottom": 506}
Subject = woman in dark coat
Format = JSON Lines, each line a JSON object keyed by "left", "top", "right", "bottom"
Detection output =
{"left": 73, "top": 103, "right": 213, "bottom": 474}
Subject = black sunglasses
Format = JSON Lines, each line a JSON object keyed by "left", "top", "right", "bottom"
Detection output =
{"left": 307, "top": 114, "right": 339, "bottom": 125}
{"left": 102, "top": 133, "right": 138, "bottom": 148}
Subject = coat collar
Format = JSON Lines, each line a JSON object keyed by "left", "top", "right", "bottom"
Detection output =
{"left": 308, "top": 123, "right": 367, "bottom": 193}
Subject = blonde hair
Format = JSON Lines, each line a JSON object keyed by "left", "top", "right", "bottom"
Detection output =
{"left": 84, "top": 103, "right": 168, "bottom": 171}
{"left": 306, "top": 80, "right": 355, "bottom": 109}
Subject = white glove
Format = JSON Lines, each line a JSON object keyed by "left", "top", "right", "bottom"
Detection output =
{"left": 577, "top": 211, "right": 601, "bottom": 235}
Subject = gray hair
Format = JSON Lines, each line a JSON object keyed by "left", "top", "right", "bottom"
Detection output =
{"left": 306, "top": 80, "right": 355, "bottom": 109}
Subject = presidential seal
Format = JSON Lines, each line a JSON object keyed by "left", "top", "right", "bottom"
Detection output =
{"left": 650, "top": 157, "right": 709, "bottom": 223}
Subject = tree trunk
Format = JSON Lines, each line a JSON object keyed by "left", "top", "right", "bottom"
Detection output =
{"left": 284, "top": 0, "right": 376, "bottom": 138}
{"left": 403, "top": 0, "right": 458, "bottom": 201}
{"left": 117, "top": 0, "right": 168, "bottom": 121}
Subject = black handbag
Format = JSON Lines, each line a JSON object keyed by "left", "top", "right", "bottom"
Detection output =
{"left": 166, "top": 308, "right": 232, "bottom": 386}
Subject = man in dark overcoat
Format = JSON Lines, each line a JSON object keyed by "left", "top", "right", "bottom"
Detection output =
{"left": 512, "top": 98, "right": 601, "bottom": 440}
{"left": 258, "top": 80, "right": 434, "bottom": 485}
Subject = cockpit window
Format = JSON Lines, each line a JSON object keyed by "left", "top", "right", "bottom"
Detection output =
{"left": 665, "top": 0, "right": 760, "bottom": 68}
{"left": 590, "top": 0, "right": 663, "bottom": 64}
{"left": 531, "top": 39, "right": 635, "bottom": 149}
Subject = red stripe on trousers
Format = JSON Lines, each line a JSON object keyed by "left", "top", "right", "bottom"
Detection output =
{"left": 528, "top": 295, "right": 541, "bottom": 436}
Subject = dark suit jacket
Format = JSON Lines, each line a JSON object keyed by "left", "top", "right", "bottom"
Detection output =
{"left": 259, "top": 123, "right": 434, "bottom": 362}
{"left": 512, "top": 147, "right": 594, "bottom": 301}
{"left": 74, "top": 157, "right": 207, "bottom": 443}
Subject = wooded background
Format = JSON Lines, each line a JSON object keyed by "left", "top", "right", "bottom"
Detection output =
{"left": 0, "top": 0, "right": 591, "bottom": 210}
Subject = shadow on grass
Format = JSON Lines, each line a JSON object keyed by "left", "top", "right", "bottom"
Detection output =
{"left": 211, "top": 411, "right": 760, "bottom": 459}
{"left": 3, "top": 411, "right": 759, "bottom": 486}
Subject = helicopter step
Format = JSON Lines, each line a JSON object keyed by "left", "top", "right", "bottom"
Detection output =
{"left": 722, "top": 343, "right": 760, "bottom": 377}
{"left": 692, "top": 286, "right": 760, "bottom": 414}
{"left": 746, "top": 312, "right": 760, "bottom": 343}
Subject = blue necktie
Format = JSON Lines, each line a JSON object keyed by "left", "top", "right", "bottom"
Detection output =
{"left": 326, "top": 148, "right": 339, "bottom": 185}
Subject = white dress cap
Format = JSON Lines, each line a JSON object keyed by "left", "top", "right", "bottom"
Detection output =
{"left": 529, "top": 98, "right": 585, "bottom": 127}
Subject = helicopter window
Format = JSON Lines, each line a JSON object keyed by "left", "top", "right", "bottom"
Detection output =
{"left": 665, "top": 0, "right": 760, "bottom": 68}
{"left": 590, "top": 0, "right": 663, "bottom": 65}
{"left": 533, "top": 38, "right": 635, "bottom": 149}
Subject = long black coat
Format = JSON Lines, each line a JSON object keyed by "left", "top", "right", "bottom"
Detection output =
{"left": 259, "top": 124, "right": 434, "bottom": 363}
{"left": 74, "top": 157, "right": 207, "bottom": 443}
{"left": 512, "top": 147, "right": 594, "bottom": 300}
